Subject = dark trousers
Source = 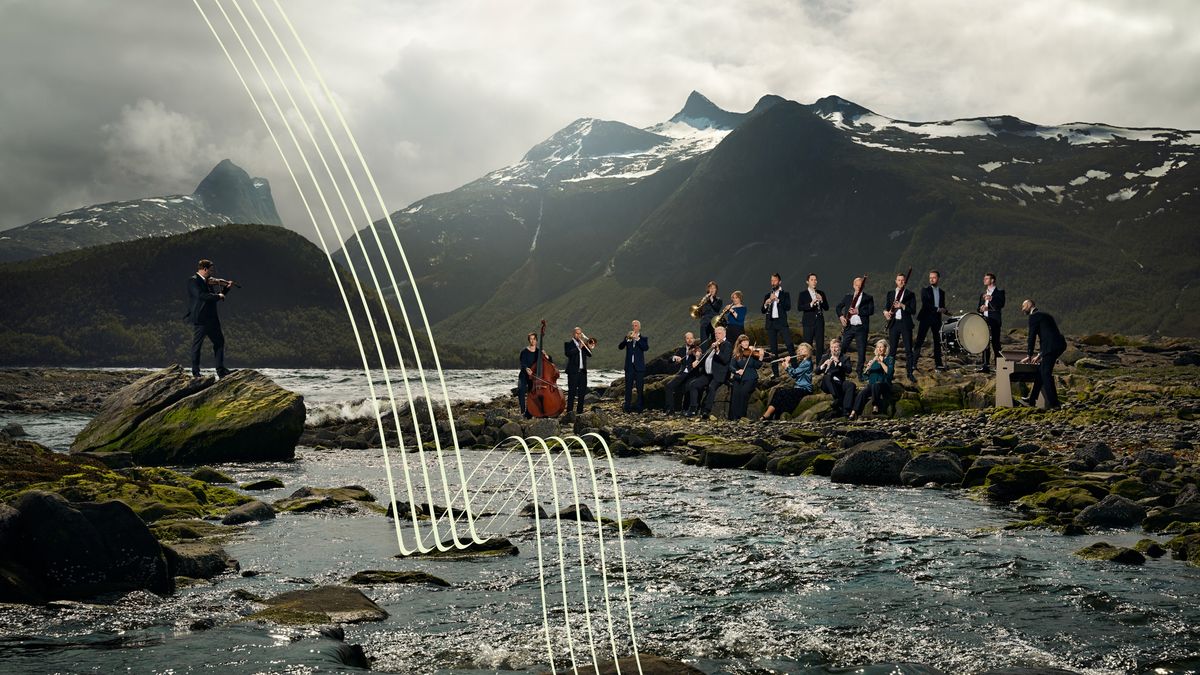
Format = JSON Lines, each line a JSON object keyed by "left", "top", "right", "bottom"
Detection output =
{"left": 887, "top": 318, "right": 915, "bottom": 376}
{"left": 728, "top": 378, "right": 756, "bottom": 420}
{"left": 853, "top": 381, "right": 892, "bottom": 415}
{"left": 840, "top": 326, "right": 869, "bottom": 377}
{"left": 821, "top": 373, "right": 858, "bottom": 414}
{"left": 687, "top": 374, "right": 725, "bottom": 413}
{"left": 190, "top": 322, "right": 225, "bottom": 376}
{"left": 664, "top": 371, "right": 694, "bottom": 412}
{"left": 700, "top": 321, "right": 716, "bottom": 347}
{"left": 623, "top": 369, "right": 645, "bottom": 412}
{"left": 767, "top": 322, "right": 794, "bottom": 376}
{"left": 566, "top": 369, "right": 587, "bottom": 414}
{"left": 1029, "top": 348, "right": 1064, "bottom": 408}
{"left": 802, "top": 314, "right": 824, "bottom": 357}
{"left": 517, "top": 375, "right": 531, "bottom": 416}
{"left": 914, "top": 318, "right": 943, "bottom": 367}
{"left": 980, "top": 317, "right": 1002, "bottom": 367}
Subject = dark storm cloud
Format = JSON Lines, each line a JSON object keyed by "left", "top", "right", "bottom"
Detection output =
{"left": 0, "top": 0, "right": 1196, "bottom": 239}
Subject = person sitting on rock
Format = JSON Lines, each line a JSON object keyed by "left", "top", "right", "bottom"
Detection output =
{"left": 760, "top": 342, "right": 814, "bottom": 421}
{"left": 816, "top": 337, "right": 856, "bottom": 416}
{"left": 849, "top": 339, "right": 894, "bottom": 420}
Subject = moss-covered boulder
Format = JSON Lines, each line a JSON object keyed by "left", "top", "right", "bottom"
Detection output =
{"left": 189, "top": 467, "right": 235, "bottom": 484}
{"left": 240, "top": 477, "right": 285, "bottom": 491}
{"left": 247, "top": 586, "right": 388, "bottom": 625}
{"left": 1074, "top": 542, "right": 1145, "bottom": 564}
{"left": 0, "top": 491, "right": 172, "bottom": 603}
{"left": 1074, "top": 494, "right": 1146, "bottom": 528}
{"left": 605, "top": 517, "right": 653, "bottom": 537}
{"left": 703, "top": 442, "right": 762, "bottom": 469}
{"left": 983, "top": 464, "right": 1062, "bottom": 502}
{"left": 1133, "top": 538, "right": 1167, "bottom": 558}
{"left": 1142, "top": 503, "right": 1200, "bottom": 533}
{"left": 1019, "top": 487, "right": 1099, "bottom": 514}
{"left": 1166, "top": 533, "right": 1200, "bottom": 565}
{"left": 150, "top": 519, "right": 230, "bottom": 542}
{"left": 71, "top": 366, "right": 305, "bottom": 465}
{"left": 164, "top": 541, "right": 238, "bottom": 579}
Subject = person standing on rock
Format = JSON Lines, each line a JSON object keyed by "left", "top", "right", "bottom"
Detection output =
{"left": 1020, "top": 299, "right": 1067, "bottom": 409}
{"left": 762, "top": 273, "right": 794, "bottom": 377}
{"left": 884, "top": 272, "right": 918, "bottom": 383}
{"left": 800, "top": 273, "right": 829, "bottom": 358}
{"left": 618, "top": 320, "right": 649, "bottom": 413}
{"left": 564, "top": 326, "right": 593, "bottom": 416}
{"left": 517, "top": 332, "right": 539, "bottom": 418}
{"left": 724, "top": 291, "right": 747, "bottom": 344}
{"left": 837, "top": 276, "right": 874, "bottom": 380}
{"left": 697, "top": 281, "right": 722, "bottom": 347}
{"left": 914, "top": 269, "right": 949, "bottom": 372}
{"left": 977, "top": 272, "right": 1005, "bottom": 373}
{"left": 849, "top": 340, "right": 894, "bottom": 420}
{"left": 186, "top": 259, "right": 231, "bottom": 379}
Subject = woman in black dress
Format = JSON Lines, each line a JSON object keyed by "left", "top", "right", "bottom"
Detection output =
{"left": 728, "top": 334, "right": 763, "bottom": 420}
{"left": 517, "top": 332, "right": 539, "bottom": 418}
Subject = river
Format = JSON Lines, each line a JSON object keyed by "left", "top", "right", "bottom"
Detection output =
{"left": 1, "top": 368, "right": 1197, "bottom": 674}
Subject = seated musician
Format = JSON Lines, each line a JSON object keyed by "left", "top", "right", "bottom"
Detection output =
{"left": 849, "top": 339, "right": 894, "bottom": 420}
{"left": 816, "top": 338, "right": 857, "bottom": 417}
{"left": 518, "top": 332, "right": 539, "bottom": 418}
{"left": 725, "top": 291, "right": 747, "bottom": 343}
{"left": 727, "top": 334, "right": 763, "bottom": 420}
{"left": 760, "top": 342, "right": 814, "bottom": 421}
{"left": 664, "top": 331, "right": 700, "bottom": 414}
{"left": 685, "top": 325, "right": 732, "bottom": 418}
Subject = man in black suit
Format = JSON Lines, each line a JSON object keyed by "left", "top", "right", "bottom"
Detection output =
{"left": 697, "top": 281, "right": 722, "bottom": 347}
{"left": 799, "top": 273, "right": 829, "bottom": 360}
{"left": 563, "top": 326, "right": 593, "bottom": 415}
{"left": 617, "top": 319, "right": 649, "bottom": 413}
{"left": 664, "top": 331, "right": 700, "bottom": 414}
{"left": 686, "top": 325, "right": 732, "bottom": 417}
{"left": 816, "top": 338, "right": 857, "bottom": 416}
{"left": 186, "top": 259, "right": 231, "bottom": 378}
{"left": 836, "top": 276, "right": 875, "bottom": 379}
{"left": 977, "top": 272, "right": 1006, "bottom": 373}
{"left": 914, "top": 269, "right": 948, "bottom": 372}
{"left": 761, "top": 273, "right": 793, "bottom": 376}
{"left": 884, "top": 272, "right": 918, "bottom": 382}
{"left": 1019, "top": 299, "right": 1067, "bottom": 408}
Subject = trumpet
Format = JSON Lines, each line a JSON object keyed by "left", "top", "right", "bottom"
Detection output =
{"left": 689, "top": 293, "right": 711, "bottom": 319}
{"left": 626, "top": 331, "right": 636, "bottom": 341}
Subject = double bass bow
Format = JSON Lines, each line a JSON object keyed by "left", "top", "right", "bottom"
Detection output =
{"left": 525, "top": 319, "right": 567, "bottom": 418}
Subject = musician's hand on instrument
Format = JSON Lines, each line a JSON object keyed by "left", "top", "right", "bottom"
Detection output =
{"left": 736, "top": 369, "right": 744, "bottom": 376}
{"left": 218, "top": 293, "right": 225, "bottom": 300}
{"left": 1019, "top": 356, "right": 1030, "bottom": 364}
{"left": 1032, "top": 355, "right": 1042, "bottom": 364}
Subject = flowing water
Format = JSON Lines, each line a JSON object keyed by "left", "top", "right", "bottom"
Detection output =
{"left": 1, "top": 369, "right": 1198, "bottom": 674}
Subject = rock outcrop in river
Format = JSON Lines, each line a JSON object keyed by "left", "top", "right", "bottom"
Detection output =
{"left": 71, "top": 365, "right": 305, "bottom": 465}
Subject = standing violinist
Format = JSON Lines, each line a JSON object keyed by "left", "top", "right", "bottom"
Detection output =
{"left": 698, "top": 281, "right": 722, "bottom": 346}
{"left": 563, "top": 326, "right": 593, "bottom": 416}
{"left": 517, "top": 332, "right": 539, "bottom": 419}
{"left": 618, "top": 320, "right": 649, "bottom": 413}
{"left": 187, "top": 258, "right": 232, "bottom": 379}
{"left": 762, "top": 273, "right": 794, "bottom": 377}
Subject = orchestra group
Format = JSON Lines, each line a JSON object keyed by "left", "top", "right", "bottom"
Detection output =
{"left": 518, "top": 270, "right": 1067, "bottom": 422}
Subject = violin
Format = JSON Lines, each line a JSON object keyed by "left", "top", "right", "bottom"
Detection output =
{"left": 206, "top": 277, "right": 241, "bottom": 290}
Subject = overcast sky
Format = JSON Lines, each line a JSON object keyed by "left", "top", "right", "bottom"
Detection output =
{"left": 1, "top": 0, "right": 1196, "bottom": 240}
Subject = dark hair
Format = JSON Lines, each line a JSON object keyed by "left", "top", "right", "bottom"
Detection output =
{"left": 771, "top": 272, "right": 782, "bottom": 281}
{"left": 806, "top": 272, "right": 817, "bottom": 281}
{"left": 197, "top": 259, "right": 213, "bottom": 271}
{"left": 707, "top": 280, "right": 718, "bottom": 290}
{"left": 985, "top": 272, "right": 996, "bottom": 282}
{"left": 929, "top": 269, "right": 940, "bottom": 277}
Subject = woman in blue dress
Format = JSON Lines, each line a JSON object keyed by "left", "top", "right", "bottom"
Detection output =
{"left": 760, "top": 342, "right": 814, "bottom": 421}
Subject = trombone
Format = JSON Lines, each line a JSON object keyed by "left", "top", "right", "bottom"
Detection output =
{"left": 579, "top": 330, "right": 597, "bottom": 349}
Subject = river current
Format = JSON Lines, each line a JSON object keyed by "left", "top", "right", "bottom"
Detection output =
{"left": 1, "top": 368, "right": 1197, "bottom": 674}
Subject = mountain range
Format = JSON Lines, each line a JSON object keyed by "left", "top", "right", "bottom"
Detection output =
{"left": 337, "top": 91, "right": 1199, "bottom": 368}
{"left": 0, "top": 159, "right": 281, "bottom": 263}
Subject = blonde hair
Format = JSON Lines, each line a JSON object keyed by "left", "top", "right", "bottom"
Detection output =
{"left": 797, "top": 342, "right": 813, "bottom": 359}
{"left": 875, "top": 339, "right": 890, "bottom": 355}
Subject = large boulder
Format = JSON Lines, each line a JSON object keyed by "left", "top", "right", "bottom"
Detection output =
{"left": 222, "top": 499, "right": 276, "bottom": 525}
{"left": 0, "top": 491, "right": 171, "bottom": 603}
{"left": 164, "top": 541, "right": 238, "bottom": 579}
{"left": 900, "top": 452, "right": 964, "bottom": 487}
{"left": 248, "top": 586, "right": 388, "bottom": 625}
{"left": 702, "top": 442, "right": 761, "bottom": 469}
{"left": 1073, "top": 494, "right": 1146, "bottom": 528}
{"left": 70, "top": 366, "right": 304, "bottom": 465}
{"left": 830, "top": 440, "right": 912, "bottom": 486}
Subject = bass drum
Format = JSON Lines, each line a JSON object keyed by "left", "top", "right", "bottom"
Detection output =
{"left": 941, "top": 313, "right": 990, "bottom": 355}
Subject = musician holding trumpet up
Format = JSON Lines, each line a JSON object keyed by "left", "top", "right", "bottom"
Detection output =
{"left": 618, "top": 320, "right": 649, "bottom": 413}
{"left": 564, "top": 326, "right": 595, "bottom": 416}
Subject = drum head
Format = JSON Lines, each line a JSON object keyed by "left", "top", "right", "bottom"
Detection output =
{"left": 957, "top": 313, "right": 990, "bottom": 354}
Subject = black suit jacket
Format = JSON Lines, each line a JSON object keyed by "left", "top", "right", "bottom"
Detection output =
{"left": 884, "top": 288, "right": 917, "bottom": 326}
{"left": 979, "top": 288, "right": 1006, "bottom": 324}
{"left": 761, "top": 289, "right": 792, "bottom": 327}
{"left": 693, "top": 340, "right": 734, "bottom": 380}
{"left": 618, "top": 335, "right": 649, "bottom": 373}
{"left": 836, "top": 292, "right": 875, "bottom": 332}
{"left": 918, "top": 286, "right": 947, "bottom": 322}
{"left": 563, "top": 339, "right": 592, "bottom": 374}
{"left": 799, "top": 288, "right": 829, "bottom": 317}
{"left": 699, "top": 295, "right": 723, "bottom": 321}
{"left": 816, "top": 352, "right": 853, "bottom": 381}
{"left": 1027, "top": 310, "right": 1067, "bottom": 356}
{"left": 672, "top": 344, "right": 700, "bottom": 375}
{"left": 186, "top": 274, "right": 222, "bottom": 326}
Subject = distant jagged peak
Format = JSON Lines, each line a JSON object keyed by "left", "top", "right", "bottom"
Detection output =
{"left": 192, "top": 159, "right": 281, "bottom": 225}
{"left": 809, "top": 94, "right": 875, "bottom": 121}
{"left": 663, "top": 90, "right": 746, "bottom": 132}
{"left": 521, "top": 118, "right": 669, "bottom": 163}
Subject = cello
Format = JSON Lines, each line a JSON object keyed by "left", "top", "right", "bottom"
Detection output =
{"left": 526, "top": 319, "right": 567, "bottom": 418}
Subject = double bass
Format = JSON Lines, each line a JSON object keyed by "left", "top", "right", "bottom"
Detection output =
{"left": 526, "top": 319, "right": 566, "bottom": 418}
